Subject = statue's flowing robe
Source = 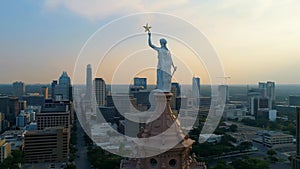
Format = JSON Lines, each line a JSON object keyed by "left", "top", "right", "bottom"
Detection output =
{"left": 156, "top": 48, "right": 172, "bottom": 91}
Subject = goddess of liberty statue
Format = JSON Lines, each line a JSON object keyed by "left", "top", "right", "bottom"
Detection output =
{"left": 144, "top": 24, "right": 177, "bottom": 92}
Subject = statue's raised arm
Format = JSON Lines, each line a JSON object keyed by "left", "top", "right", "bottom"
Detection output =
{"left": 148, "top": 32, "right": 159, "bottom": 51}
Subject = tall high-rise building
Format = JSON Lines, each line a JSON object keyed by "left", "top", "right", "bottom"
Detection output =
{"left": 16, "top": 111, "right": 30, "bottom": 128}
{"left": 24, "top": 127, "right": 69, "bottom": 163}
{"left": 0, "top": 96, "right": 20, "bottom": 125}
{"left": 250, "top": 97, "right": 269, "bottom": 116}
{"left": 19, "top": 100, "right": 26, "bottom": 111}
{"left": 134, "top": 77, "right": 147, "bottom": 90}
{"left": 218, "top": 85, "right": 229, "bottom": 103}
{"left": 266, "top": 81, "right": 275, "bottom": 109}
{"left": 51, "top": 80, "right": 58, "bottom": 100}
{"left": 192, "top": 77, "right": 200, "bottom": 98}
{"left": 266, "top": 81, "right": 275, "bottom": 100}
{"left": 52, "top": 72, "right": 72, "bottom": 101}
{"left": 171, "top": 82, "right": 180, "bottom": 110}
{"left": 86, "top": 64, "right": 93, "bottom": 101}
{"left": 258, "top": 81, "right": 275, "bottom": 109}
{"left": 94, "top": 78, "right": 106, "bottom": 106}
{"left": 41, "top": 86, "right": 48, "bottom": 99}
{"left": 36, "top": 104, "right": 70, "bottom": 131}
{"left": 12, "top": 81, "right": 25, "bottom": 99}
{"left": 0, "top": 113, "right": 5, "bottom": 132}
{"left": 192, "top": 77, "right": 201, "bottom": 107}
{"left": 258, "top": 82, "right": 267, "bottom": 97}
{"left": 292, "top": 107, "right": 300, "bottom": 169}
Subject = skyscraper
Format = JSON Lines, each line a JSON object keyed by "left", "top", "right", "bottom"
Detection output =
{"left": 94, "top": 78, "right": 106, "bottom": 106}
{"left": 24, "top": 127, "right": 69, "bottom": 163}
{"left": 258, "top": 82, "right": 267, "bottom": 97}
{"left": 218, "top": 85, "right": 229, "bottom": 104}
{"left": 134, "top": 77, "right": 147, "bottom": 90}
{"left": 292, "top": 107, "right": 300, "bottom": 169}
{"left": 86, "top": 64, "right": 93, "bottom": 101}
{"left": 12, "top": 81, "right": 25, "bottom": 99}
{"left": 266, "top": 81, "right": 275, "bottom": 109}
{"left": 266, "top": 81, "right": 275, "bottom": 100}
{"left": 171, "top": 82, "right": 180, "bottom": 110}
{"left": 41, "top": 86, "right": 48, "bottom": 99}
{"left": 0, "top": 96, "right": 20, "bottom": 125}
{"left": 51, "top": 80, "right": 58, "bottom": 100}
{"left": 258, "top": 81, "right": 275, "bottom": 108}
{"left": 36, "top": 104, "right": 70, "bottom": 131}
{"left": 53, "top": 72, "right": 72, "bottom": 101}
{"left": 192, "top": 77, "right": 200, "bottom": 99}
{"left": 0, "top": 113, "right": 5, "bottom": 132}
{"left": 192, "top": 77, "right": 201, "bottom": 107}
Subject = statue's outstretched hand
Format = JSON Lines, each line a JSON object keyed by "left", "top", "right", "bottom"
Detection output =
{"left": 148, "top": 32, "right": 151, "bottom": 36}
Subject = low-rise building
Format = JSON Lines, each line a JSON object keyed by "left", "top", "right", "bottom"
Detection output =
{"left": 1, "top": 130, "right": 24, "bottom": 150}
{"left": 199, "top": 134, "right": 222, "bottom": 143}
{"left": 262, "top": 131, "right": 294, "bottom": 148}
{"left": 223, "top": 105, "right": 247, "bottom": 121}
{"left": 0, "top": 138, "right": 11, "bottom": 162}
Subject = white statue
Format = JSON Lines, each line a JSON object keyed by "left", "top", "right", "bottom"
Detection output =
{"left": 144, "top": 24, "right": 177, "bottom": 92}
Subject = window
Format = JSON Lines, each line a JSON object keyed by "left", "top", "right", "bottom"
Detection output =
{"left": 169, "top": 159, "right": 177, "bottom": 167}
{"left": 150, "top": 158, "right": 158, "bottom": 167}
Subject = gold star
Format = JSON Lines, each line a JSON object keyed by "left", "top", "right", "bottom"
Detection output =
{"left": 143, "top": 23, "right": 151, "bottom": 33}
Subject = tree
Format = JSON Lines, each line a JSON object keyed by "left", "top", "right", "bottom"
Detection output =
{"left": 237, "top": 141, "right": 253, "bottom": 151}
{"left": 232, "top": 157, "right": 269, "bottom": 169}
{"left": 66, "top": 163, "right": 76, "bottom": 169}
{"left": 268, "top": 156, "right": 278, "bottom": 163}
{"left": 87, "top": 147, "right": 121, "bottom": 169}
{"left": 267, "top": 149, "right": 277, "bottom": 156}
{"left": 229, "top": 124, "right": 238, "bottom": 132}
{"left": 0, "top": 156, "right": 20, "bottom": 169}
{"left": 11, "top": 150, "right": 23, "bottom": 163}
{"left": 267, "top": 149, "right": 278, "bottom": 163}
{"left": 212, "top": 160, "right": 234, "bottom": 169}
{"left": 0, "top": 150, "right": 23, "bottom": 169}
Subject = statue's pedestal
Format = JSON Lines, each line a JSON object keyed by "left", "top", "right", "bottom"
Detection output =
{"left": 120, "top": 92, "right": 206, "bottom": 169}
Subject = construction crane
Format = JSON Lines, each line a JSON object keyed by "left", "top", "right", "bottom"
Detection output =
{"left": 216, "top": 76, "right": 231, "bottom": 84}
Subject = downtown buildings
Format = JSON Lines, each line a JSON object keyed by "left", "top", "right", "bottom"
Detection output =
{"left": 23, "top": 100, "right": 72, "bottom": 163}
{"left": 21, "top": 71, "right": 73, "bottom": 163}
{"left": 22, "top": 99, "right": 72, "bottom": 163}
{"left": 247, "top": 81, "right": 276, "bottom": 121}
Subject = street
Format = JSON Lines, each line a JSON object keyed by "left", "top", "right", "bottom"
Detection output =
{"left": 75, "top": 121, "right": 91, "bottom": 169}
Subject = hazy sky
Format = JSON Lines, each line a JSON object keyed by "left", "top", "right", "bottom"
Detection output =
{"left": 1, "top": 0, "right": 300, "bottom": 84}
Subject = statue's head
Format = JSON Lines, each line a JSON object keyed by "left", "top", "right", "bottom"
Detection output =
{"left": 160, "top": 38, "right": 167, "bottom": 46}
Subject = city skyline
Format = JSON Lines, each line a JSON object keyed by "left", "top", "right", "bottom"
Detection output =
{"left": 1, "top": 1, "right": 300, "bottom": 84}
